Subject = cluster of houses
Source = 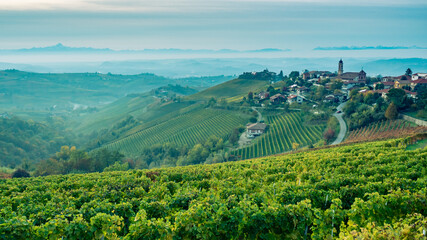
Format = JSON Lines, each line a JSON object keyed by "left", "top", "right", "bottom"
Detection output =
{"left": 251, "top": 91, "right": 306, "bottom": 105}
{"left": 367, "top": 73, "right": 427, "bottom": 100}
{"left": 304, "top": 59, "right": 426, "bottom": 102}
{"left": 239, "top": 69, "right": 281, "bottom": 82}
{"left": 243, "top": 60, "right": 426, "bottom": 139}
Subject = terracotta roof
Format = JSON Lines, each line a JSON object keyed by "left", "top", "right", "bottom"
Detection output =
{"left": 396, "top": 79, "right": 411, "bottom": 84}
{"left": 270, "top": 93, "right": 285, "bottom": 100}
{"left": 368, "top": 89, "right": 417, "bottom": 95}
{"left": 412, "top": 79, "right": 427, "bottom": 84}
{"left": 247, "top": 123, "right": 267, "bottom": 131}
{"left": 383, "top": 82, "right": 395, "bottom": 86}
{"left": 340, "top": 72, "right": 359, "bottom": 79}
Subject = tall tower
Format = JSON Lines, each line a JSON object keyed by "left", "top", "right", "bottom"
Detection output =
{"left": 338, "top": 59, "right": 343, "bottom": 76}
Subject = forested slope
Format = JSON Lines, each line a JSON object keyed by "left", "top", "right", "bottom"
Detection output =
{"left": 1, "top": 137, "right": 425, "bottom": 239}
{"left": 0, "top": 117, "right": 75, "bottom": 168}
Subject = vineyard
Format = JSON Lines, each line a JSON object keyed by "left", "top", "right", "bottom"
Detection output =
{"left": 233, "top": 112, "right": 325, "bottom": 160}
{"left": 345, "top": 119, "right": 427, "bottom": 143}
{"left": 1, "top": 138, "right": 426, "bottom": 239}
{"left": 104, "top": 108, "right": 248, "bottom": 156}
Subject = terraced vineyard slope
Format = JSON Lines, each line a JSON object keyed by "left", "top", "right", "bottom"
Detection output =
{"left": 186, "top": 78, "right": 268, "bottom": 101}
{"left": 345, "top": 119, "right": 427, "bottom": 143}
{"left": 105, "top": 108, "right": 248, "bottom": 156}
{"left": 1, "top": 138, "right": 425, "bottom": 239}
{"left": 233, "top": 112, "right": 325, "bottom": 160}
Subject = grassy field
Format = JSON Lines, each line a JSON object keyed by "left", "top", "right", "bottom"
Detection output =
{"left": 105, "top": 108, "right": 249, "bottom": 156}
{"left": 233, "top": 112, "right": 325, "bottom": 160}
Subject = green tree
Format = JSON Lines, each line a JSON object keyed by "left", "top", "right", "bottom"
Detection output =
{"left": 11, "top": 169, "right": 30, "bottom": 178}
{"left": 289, "top": 71, "right": 300, "bottom": 80}
{"left": 248, "top": 92, "right": 253, "bottom": 100}
{"left": 315, "top": 86, "right": 326, "bottom": 100}
{"left": 386, "top": 88, "right": 406, "bottom": 109}
{"left": 375, "top": 83, "right": 384, "bottom": 90}
{"left": 330, "top": 80, "right": 343, "bottom": 91}
{"left": 385, "top": 102, "right": 398, "bottom": 120}
{"left": 405, "top": 68, "right": 412, "bottom": 76}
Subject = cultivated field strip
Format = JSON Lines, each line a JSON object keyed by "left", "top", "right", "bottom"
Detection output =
{"left": 105, "top": 108, "right": 247, "bottom": 156}
{"left": 233, "top": 112, "right": 324, "bottom": 159}
{"left": 345, "top": 119, "right": 427, "bottom": 143}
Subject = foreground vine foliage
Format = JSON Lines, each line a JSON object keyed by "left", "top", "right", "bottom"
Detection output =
{"left": 0, "top": 138, "right": 426, "bottom": 239}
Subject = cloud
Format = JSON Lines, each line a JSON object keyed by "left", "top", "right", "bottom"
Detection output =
{"left": 314, "top": 46, "right": 427, "bottom": 51}
{"left": 1, "top": 0, "right": 425, "bottom": 11}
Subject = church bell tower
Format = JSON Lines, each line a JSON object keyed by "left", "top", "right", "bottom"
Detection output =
{"left": 338, "top": 59, "right": 343, "bottom": 76}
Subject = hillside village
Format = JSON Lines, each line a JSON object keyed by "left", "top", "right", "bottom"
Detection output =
{"left": 240, "top": 59, "right": 425, "bottom": 108}
{"left": 238, "top": 59, "right": 427, "bottom": 140}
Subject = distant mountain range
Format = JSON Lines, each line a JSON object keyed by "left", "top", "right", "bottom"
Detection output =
{"left": 314, "top": 45, "right": 427, "bottom": 51}
{"left": 1, "top": 57, "right": 426, "bottom": 77}
{"left": 0, "top": 43, "right": 290, "bottom": 54}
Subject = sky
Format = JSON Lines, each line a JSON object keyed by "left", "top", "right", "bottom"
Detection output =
{"left": 0, "top": 0, "right": 426, "bottom": 54}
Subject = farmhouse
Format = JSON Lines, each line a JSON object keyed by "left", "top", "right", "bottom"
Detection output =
{"left": 297, "top": 86, "right": 309, "bottom": 95}
{"left": 412, "top": 73, "right": 427, "bottom": 81}
{"left": 287, "top": 94, "right": 304, "bottom": 104}
{"left": 270, "top": 93, "right": 286, "bottom": 104}
{"left": 411, "top": 78, "right": 427, "bottom": 90}
{"left": 394, "top": 79, "right": 411, "bottom": 89}
{"left": 257, "top": 91, "right": 270, "bottom": 100}
{"left": 373, "top": 81, "right": 394, "bottom": 89}
{"left": 246, "top": 123, "right": 267, "bottom": 138}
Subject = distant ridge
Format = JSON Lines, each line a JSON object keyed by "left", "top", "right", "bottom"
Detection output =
{"left": 314, "top": 45, "right": 427, "bottom": 51}
{"left": 0, "top": 43, "right": 290, "bottom": 54}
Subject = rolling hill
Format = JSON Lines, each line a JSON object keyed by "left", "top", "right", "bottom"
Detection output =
{"left": 345, "top": 119, "right": 427, "bottom": 144}
{"left": 0, "top": 69, "right": 232, "bottom": 119}
{"left": 233, "top": 112, "right": 325, "bottom": 159}
{"left": 186, "top": 77, "right": 269, "bottom": 101}
{"left": 104, "top": 108, "right": 250, "bottom": 156}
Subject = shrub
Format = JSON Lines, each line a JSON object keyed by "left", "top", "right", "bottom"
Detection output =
{"left": 12, "top": 169, "right": 30, "bottom": 178}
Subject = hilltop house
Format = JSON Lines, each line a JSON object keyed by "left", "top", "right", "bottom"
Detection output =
{"left": 270, "top": 93, "right": 286, "bottom": 104}
{"left": 308, "top": 71, "right": 334, "bottom": 79}
{"left": 257, "top": 92, "right": 270, "bottom": 100}
{"left": 373, "top": 81, "right": 394, "bottom": 89}
{"left": 412, "top": 73, "right": 427, "bottom": 81}
{"left": 394, "top": 79, "right": 412, "bottom": 89}
{"left": 297, "top": 86, "right": 309, "bottom": 95}
{"left": 411, "top": 78, "right": 427, "bottom": 90}
{"left": 366, "top": 89, "right": 417, "bottom": 101}
{"left": 239, "top": 69, "right": 277, "bottom": 81}
{"left": 323, "top": 95, "right": 336, "bottom": 103}
{"left": 287, "top": 94, "right": 304, "bottom": 104}
{"left": 246, "top": 123, "right": 267, "bottom": 138}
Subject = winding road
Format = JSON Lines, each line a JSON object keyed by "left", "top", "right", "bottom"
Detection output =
{"left": 331, "top": 102, "right": 347, "bottom": 145}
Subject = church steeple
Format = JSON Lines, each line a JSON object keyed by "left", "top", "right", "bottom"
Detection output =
{"left": 338, "top": 59, "right": 343, "bottom": 76}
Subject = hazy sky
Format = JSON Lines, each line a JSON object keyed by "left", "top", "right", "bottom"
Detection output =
{"left": 0, "top": 0, "right": 426, "bottom": 52}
